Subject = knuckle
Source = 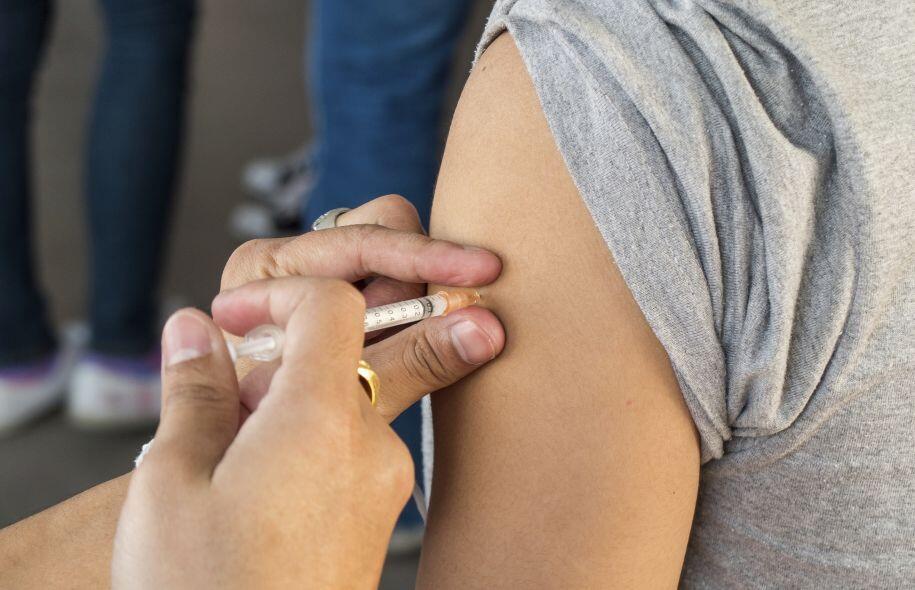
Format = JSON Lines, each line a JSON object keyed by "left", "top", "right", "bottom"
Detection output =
{"left": 317, "top": 401, "right": 363, "bottom": 451}
{"left": 135, "top": 443, "right": 198, "bottom": 488}
{"left": 328, "top": 278, "right": 366, "bottom": 309}
{"left": 132, "top": 451, "right": 168, "bottom": 485}
{"left": 285, "top": 279, "right": 365, "bottom": 350}
{"left": 375, "top": 194, "right": 420, "bottom": 227}
{"left": 352, "top": 221, "right": 383, "bottom": 246}
{"left": 346, "top": 224, "right": 384, "bottom": 277}
{"left": 402, "top": 329, "right": 453, "bottom": 387}
{"left": 314, "top": 278, "right": 366, "bottom": 317}
{"left": 222, "top": 239, "right": 279, "bottom": 289}
{"left": 380, "top": 437, "right": 415, "bottom": 500}
{"left": 375, "top": 193, "right": 412, "bottom": 210}
{"left": 272, "top": 233, "right": 315, "bottom": 273}
{"left": 164, "top": 379, "right": 232, "bottom": 414}
{"left": 415, "top": 232, "right": 441, "bottom": 257}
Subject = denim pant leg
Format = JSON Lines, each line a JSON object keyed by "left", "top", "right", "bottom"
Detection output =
{"left": 304, "top": 0, "right": 472, "bottom": 228}
{"left": 306, "top": 0, "right": 473, "bottom": 528}
{"left": 87, "top": 0, "right": 196, "bottom": 356}
{"left": 0, "top": 0, "right": 56, "bottom": 368}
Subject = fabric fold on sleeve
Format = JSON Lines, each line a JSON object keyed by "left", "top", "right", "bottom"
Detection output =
{"left": 477, "top": 0, "right": 732, "bottom": 462}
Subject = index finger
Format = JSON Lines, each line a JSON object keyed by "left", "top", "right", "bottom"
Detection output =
{"left": 223, "top": 225, "right": 501, "bottom": 290}
{"left": 215, "top": 277, "right": 366, "bottom": 406}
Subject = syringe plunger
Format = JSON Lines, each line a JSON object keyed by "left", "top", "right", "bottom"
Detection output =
{"left": 227, "top": 324, "right": 285, "bottom": 363}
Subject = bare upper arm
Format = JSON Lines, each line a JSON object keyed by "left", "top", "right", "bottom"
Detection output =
{"left": 417, "top": 34, "right": 700, "bottom": 588}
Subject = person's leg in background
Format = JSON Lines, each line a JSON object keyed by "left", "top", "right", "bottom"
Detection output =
{"left": 0, "top": 1, "right": 77, "bottom": 433}
{"left": 0, "top": 0, "right": 55, "bottom": 367}
{"left": 306, "top": 1, "right": 470, "bottom": 226}
{"left": 68, "top": 0, "right": 197, "bottom": 427}
{"left": 306, "top": 0, "right": 472, "bottom": 549}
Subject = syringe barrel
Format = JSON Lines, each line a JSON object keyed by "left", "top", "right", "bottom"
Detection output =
{"left": 363, "top": 293, "right": 447, "bottom": 333}
{"left": 229, "top": 291, "right": 480, "bottom": 363}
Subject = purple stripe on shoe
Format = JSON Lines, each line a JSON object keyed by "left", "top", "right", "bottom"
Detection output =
{"left": 82, "top": 349, "right": 161, "bottom": 377}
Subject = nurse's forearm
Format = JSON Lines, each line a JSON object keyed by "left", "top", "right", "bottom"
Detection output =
{"left": 0, "top": 474, "right": 129, "bottom": 589}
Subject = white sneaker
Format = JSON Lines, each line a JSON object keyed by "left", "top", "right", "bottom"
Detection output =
{"left": 227, "top": 203, "right": 296, "bottom": 240}
{"left": 0, "top": 326, "right": 84, "bottom": 436}
{"left": 241, "top": 144, "right": 312, "bottom": 199}
{"left": 229, "top": 167, "right": 314, "bottom": 241}
{"left": 68, "top": 349, "right": 161, "bottom": 430}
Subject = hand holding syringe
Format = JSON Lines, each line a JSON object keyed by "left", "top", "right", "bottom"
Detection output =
{"left": 227, "top": 290, "right": 481, "bottom": 363}
{"left": 131, "top": 197, "right": 504, "bottom": 548}
{"left": 141, "top": 289, "right": 475, "bottom": 524}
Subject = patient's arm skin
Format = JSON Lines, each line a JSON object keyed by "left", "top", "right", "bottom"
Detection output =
{"left": 418, "top": 34, "right": 700, "bottom": 588}
{"left": 0, "top": 474, "right": 129, "bottom": 589}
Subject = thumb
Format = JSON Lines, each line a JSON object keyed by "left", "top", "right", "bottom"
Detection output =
{"left": 363, "top": 306, "right": 505, "bottom": 423}
{"left": 149, "top": 309, "right": 240, "bottom": 481}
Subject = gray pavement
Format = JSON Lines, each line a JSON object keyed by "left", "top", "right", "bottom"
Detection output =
{"left": 1, "top": 0, "right": 490, "bottom": 586}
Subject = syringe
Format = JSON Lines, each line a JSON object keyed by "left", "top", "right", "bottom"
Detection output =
{"left": 227, "top": 290, "right": 480, "bottom": 363}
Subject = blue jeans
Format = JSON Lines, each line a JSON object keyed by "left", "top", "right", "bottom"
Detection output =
{"left": 0, "top": 0, "right": 196, "bottom": 367}
{"left": 305, "top": 0, "right": 472, "bottom": 528}
{"left": 304, "top": 0, "right": 472, "bottom": 228}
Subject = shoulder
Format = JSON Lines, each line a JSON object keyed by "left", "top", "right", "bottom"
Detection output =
{"left": 420, "top": 33, "right": 700, "bottom": 587}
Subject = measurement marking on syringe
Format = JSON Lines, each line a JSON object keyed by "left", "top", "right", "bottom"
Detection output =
{"left": 240, "top": 290, "right": 480, "bottom": 363}
{"left": 365, "top": 292, "right": 454, "bottom": 331}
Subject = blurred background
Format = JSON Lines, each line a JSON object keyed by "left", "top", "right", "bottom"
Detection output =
{"left": 0, "top": 0, "right": 491, "bottom": 585}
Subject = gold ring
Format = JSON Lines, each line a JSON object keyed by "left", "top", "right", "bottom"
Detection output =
{"left": 357, "top": 360, "right": 379, "bottom": 406}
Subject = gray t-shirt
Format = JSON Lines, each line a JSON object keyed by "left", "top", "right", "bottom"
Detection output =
{"left": 450, "top": 0, "right": 914, "bottom": 586}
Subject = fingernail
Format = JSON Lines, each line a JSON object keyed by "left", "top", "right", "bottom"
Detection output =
{"left": 450, "top": 319, "right": 496, "bottom": 365}
{"left": 163, "top": 311, "right": 212, "bottom": 367}
{"left": 462, "top": 244, "right": 486, "bottom": 252}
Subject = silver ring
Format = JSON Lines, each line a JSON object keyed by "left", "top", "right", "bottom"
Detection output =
{"left": 311, "top": 207, "right": 351, "bottom": 231}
